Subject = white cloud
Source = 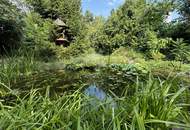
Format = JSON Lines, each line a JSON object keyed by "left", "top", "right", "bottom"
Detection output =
{"left": 108, "top": 1, "right": 114, "bottom": 6}
{"left": 107, "top": 0, "right": 124, "bottom": 6}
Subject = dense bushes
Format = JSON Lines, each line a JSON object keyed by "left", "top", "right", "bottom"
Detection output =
{"left": 92, "top": 1, "right": 157, "bottom": 55}
{"left": 55, "top": 37, "right": 91, "bottom": 59}
{"left": 21, "top": 0, "right": 88, "bottom": 60}
{"left": 1, "top": 0, "right": 190, "bottom": 63}
{"left": 24, "top": 13, "right": 54, "bottom": 47}
{"left": 25, "top": 0, "right": 83, "bottom": 38}
{"left": 23, "top": 12, "right": 57, "bottom": 61}
{"left": 0, "top": 0, "right": 24, "bottom": 55}
{"left": 163, "top": 39, "right": 190, "bottom": 62}
{"left": 92, "top": 0, "right": 190, "bottom": 62}
{"left": 3, "top": 0, "right": 187, "bottom": 63}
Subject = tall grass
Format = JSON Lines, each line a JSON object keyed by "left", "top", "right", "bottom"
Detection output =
{"left": 0, "top": 48, "right": 38, "bottom": 96}
{"left": 0, "top": 77, "right": 189, "bottom": 130}
{"left": 0, "top": 47, "right": 190, "bottom": 129}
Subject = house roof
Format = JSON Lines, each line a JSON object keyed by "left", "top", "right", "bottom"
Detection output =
{"left": 54, "top": 18, "right": 66, "bottom": 27}
{"left": 56, "top": 37, "right": 69, "bottom": 42}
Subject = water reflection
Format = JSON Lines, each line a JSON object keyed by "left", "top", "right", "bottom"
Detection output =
{"left": 84, "top": 84, "right": 116, "bottom": 108}
{"left": 84, "top": 84, "right": 107, "bottom": 100}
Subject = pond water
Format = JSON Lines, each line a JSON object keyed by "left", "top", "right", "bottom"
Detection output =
{"left": 84, "top": 84, "right": 107, "bottom": 100}
{"left": 84, "top": 84, "right": 116, "bottom": 108}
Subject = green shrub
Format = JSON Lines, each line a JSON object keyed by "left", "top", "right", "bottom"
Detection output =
{"left": 98, "top": 63, "right": 148, "bottom": 94}
{"left": 93, "top": 31, "right": 112, "bottom": 55}
{"left": 137, "top": 30, "right": 171, "bottom": 59}
{"left": 23, "top": 12, "right": 57, "bottom": 61}
{"left": 164, "top": 39, "right": 190, "bottom": 63}
{"left": 24, "top": 12, "right": 55, "bottom": 47}
{"left": 56, "top": 38, "right": 91, "bottom": 59}
{"left": 112, "top": 47, "right": 145, "bottom": 61}
{"left": 35, "top": 44, "right": 57, "bottom": 62}
{"left": 150, "top": 51, "right": 166, "bottom": 60}
{"left": 0, "top": 0, "right": 24, "bottom": 55}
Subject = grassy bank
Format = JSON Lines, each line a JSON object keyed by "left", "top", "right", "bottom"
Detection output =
{"left": 0, "top": 53, "right": 190, "bottom": 129}
{"left": 0, "top": 77, "right": 190, "bottom": 129}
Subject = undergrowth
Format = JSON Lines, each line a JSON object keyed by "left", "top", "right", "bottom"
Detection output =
{"left": 0, "top": 77, "right": 190, "bottom": 130}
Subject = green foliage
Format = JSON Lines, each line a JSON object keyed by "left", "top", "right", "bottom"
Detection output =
{"left": 166, "top": 39, "right": 190, "bottom": 62}
{"left": 0, "top": 51, "right": 37, "bottom": 90}
{"left": 93, "top": 31, "right": 112, "bottom": 55}
{"left": 59, "top": 0, "right": 82, "bottom": 37}
{"left": 25, "top": 0, "right": 83, "bottom": 38}
{"left": 0, "top": 77, "right": 190, "bottom": 129}
{"left": 161, "top": 0, "right": 190, "bottom": 44}
{"left": 140, "top": 30, "right": 172, "bottom": 59}
{"left": 55, "top": 37, "right": 91, "bottom": 59}
{"left": 146, "top": 60, "right": 190, "bottom": 84}
{"left": 24, "top": 0, "right": 60, "bottom": 19}
{"left": 98, "top": 64, "right": 148, "bottom": 94}
{"left": 0, "top": 0, "right": 24, "bottom": 55}
{"left": 177, "top": 0, "right": 190, "bottom": 43}
{"left": 24, "top": 12, "right": 54, "bottom": 47}
{"left": 131, "top": 80, "right": 188, "bottom": 130}
{"left": 1, "top": 1, "right": 190, "bottom": 129}
{"left": 86, "top": 16, "right": 105, "bottom": 38}
{"left": 179, "top": 0, "right": 190, "bottom": 21}
{"left": 36, "top": 45, "right": 57, "bottom": 62}
{"left": 84, "top": 10, "right": 94, "bottom": 23}
{"left": 23, "top": 12, "right": 57, "bottom": 61}
{"left": 92, "top": 0, "right": 175, "bottom": 57}
{"left": 55, "top": 14, "right": 102, "bottom": 59}
{"left": 106, "top": 63, "right": 148, "bottom": 77}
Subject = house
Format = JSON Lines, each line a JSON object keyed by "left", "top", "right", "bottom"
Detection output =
{"left": 54, "top": 18, "right": 69, "bottom": 47}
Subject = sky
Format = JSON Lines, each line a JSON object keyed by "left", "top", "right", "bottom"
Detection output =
{"left": 82, "top": 0, "right": 180, "bottom": 22}
{"left": 166, "top": 11, "right": 181, "bottom": 23}
{"left": 82, "top": 0, "right": 125, "bottom": 17}
{"left": 10, "top": 0, "right": 180, "bottom": 22}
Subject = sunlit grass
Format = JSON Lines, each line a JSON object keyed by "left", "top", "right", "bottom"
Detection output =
{"left": 0, "top": 49, "right": 190, "bottom": 130}
{"left": 0, "top": 76, "right": 190, "bottom": 130}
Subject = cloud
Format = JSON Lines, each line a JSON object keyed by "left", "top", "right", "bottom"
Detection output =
{"left": 107, "top": 0, "right": 116, "bottom": 6}
{"left": 107, "top": 0, "right": 124, "bottom": 6}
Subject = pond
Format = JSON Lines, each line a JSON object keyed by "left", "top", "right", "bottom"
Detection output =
{"left": 84, "top": 83, "right": 116, "bottom": 108}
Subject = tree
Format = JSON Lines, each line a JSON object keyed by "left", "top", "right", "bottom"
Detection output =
{"left": 84, "top": 10, "right": 94, "bottom": 23}
{"left": 176, "top": 0, "right": 190, "bottom": 42}
{"left": 24, "top": 0, "right": 59, "bottom": 19}
{"left": 25, "top": 0, "right": 83, "bottom": 38}
{"left": 0, "top": 0, "right": 23, "bottom": 55}
{"left": 58, "top": 0, "right": 82, "bottom": 37}
{"left": 179, "top": 0, "right": 190, "bottom": 21}
{"left": 92, "top": 0, "right": 174, "bottom": 56}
